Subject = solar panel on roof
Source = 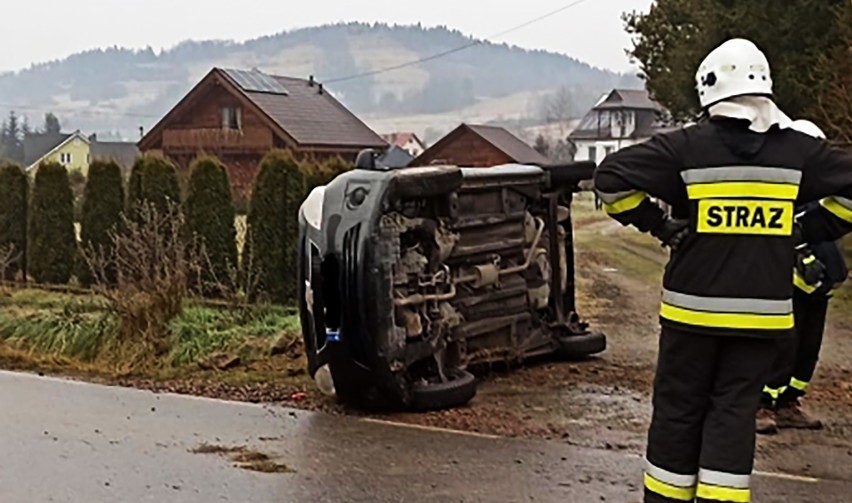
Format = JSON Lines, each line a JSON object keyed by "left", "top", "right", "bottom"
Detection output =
{"left": 223, "top": 69, "right": 289, "bottom": 95}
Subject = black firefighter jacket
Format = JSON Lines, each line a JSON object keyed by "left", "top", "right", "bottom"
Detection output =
{"left": 594, "top": 119, "right": 852, "bottom": 338}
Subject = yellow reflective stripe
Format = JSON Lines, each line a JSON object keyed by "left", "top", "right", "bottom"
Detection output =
{"left": 687, "top": 182, "right": 799, "bottom": 200}
{"left": 793, "top": 270, "right": 818, "bottom": 294}
{"left": 790, "top": 377, "right": 809, "bottom": 392}
{"left": 604, "top": 191, "right": 647, "bottom": 215}
{"left": 661, "top": 303, "right": 795, "bottom": 330}
{"left": 763, "top": 386, "right": 787, "bottom": 399}
{"left": 821, "top": 197, "right": 852, "bottom": 223}
{"left": 802, "top": 255, "right": 816, "bottom": 265}
{"left": 696, "top": 483, "right": 750, "bottom": 502}
{"left": 644, "top": 473, "right": 696, "bottom": 501}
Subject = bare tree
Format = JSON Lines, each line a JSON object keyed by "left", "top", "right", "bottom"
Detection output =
{"left": 82, "top": 202, "right": 203, "bottom": 368}
{"left": 0, "top": 244, "right": 20, "bottom": 294}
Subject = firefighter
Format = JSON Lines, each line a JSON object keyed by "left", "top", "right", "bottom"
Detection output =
{"left": 594, "top": 38, "right": 852, "bottom": 503}
{"left": 757, "top": 121, "right": 850, "bottom": 434}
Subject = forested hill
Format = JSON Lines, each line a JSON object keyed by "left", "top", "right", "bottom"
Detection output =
{"left": 0, "top": 23, "right": 638, "bottom": 138}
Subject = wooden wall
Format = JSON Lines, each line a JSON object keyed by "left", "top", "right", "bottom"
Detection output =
{"left": 160, "top": 85, "right": 275, "bottom": 153}
{"left": 410, "top": 129, "right": 513, "bottom": 167}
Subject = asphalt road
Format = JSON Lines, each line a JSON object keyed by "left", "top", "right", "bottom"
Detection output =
{"left": 1, "top": 371, "right": 848, "bottom": 502}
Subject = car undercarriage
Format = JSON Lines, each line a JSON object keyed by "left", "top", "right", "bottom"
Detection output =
{"left": 299, "top": 155, "right": 605, "bottom": 410}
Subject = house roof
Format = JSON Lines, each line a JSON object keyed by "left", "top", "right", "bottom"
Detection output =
{"left": 25, "top": 131, "right": 90, "bottom": 170}
{"left": 91, "top": 141, "right": 139, "bottom": 169}
{"left": 464, "top": 124, "right": 550, "bottom": 165}
{"left": 594, "top": 89, "right": 662, "bottom": 111}
{"left": 140, "top": 68, "right": 387, "bottom": 151}
{"left": 569, "top": 89, "right": 670, "bottom": 141}
{"left": 378, "top": 145, "right": 414, "bottom": 169}
{"left": 241, "top": 73, "right": 387, "bottom": 148}
{"left": 381, "top": 132, "right": 423, "bottom": 149}
{"left": 23, "top": 133, "right": 70, "bottom": 167}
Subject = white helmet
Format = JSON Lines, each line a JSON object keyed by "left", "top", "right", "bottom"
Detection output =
{"left": 790, "top": 119, "right": 826, "bottom": 139}
{"left": 696, "top": 39, "right": 773, "bottom": 109}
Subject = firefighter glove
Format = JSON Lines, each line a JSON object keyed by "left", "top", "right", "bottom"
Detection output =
{"left": 795, "top": 249, "right": 826, "bottom": 287}
{"left": 651, "top": 218, "right": 690, "bottom": 250}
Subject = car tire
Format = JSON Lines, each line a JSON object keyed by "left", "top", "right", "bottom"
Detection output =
{"left": 556, "top": 332, "right": 607, "bottom": 360}
{"left": 386, "top": 166, "right": 463, "bottom": 201}
{"left": 410, "top": 370, "right": 477, "bottom": 411}
{"left": 542, "top": 161, "right": 596, "bottom": 189}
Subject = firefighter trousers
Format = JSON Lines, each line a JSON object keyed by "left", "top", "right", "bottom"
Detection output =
{"left": 644, "top": 327, "right": 778, "bottom": 503}
{"left": 762, "top": 289, "right": 829, "bottom": 406}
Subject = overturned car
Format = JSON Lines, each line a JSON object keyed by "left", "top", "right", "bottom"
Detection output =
{"left": 298, "top": 153, "right": 606, "bottom": 411}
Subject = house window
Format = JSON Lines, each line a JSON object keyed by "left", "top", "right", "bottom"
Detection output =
{"left": 588, "top": 146, "right": 597, "bottom": 163}
{"left": 222, "top": 106, "right": 242, "bottom": 130}
{"left": 604, "top": 146, "right": 613, "bottom": 157}
{"left": 60, "top": 152, "right": 72, "bottom": 164}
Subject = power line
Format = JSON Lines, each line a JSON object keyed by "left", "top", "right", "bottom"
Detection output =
{"left": 325, "top": 0, "right": 592, "bottom": 84}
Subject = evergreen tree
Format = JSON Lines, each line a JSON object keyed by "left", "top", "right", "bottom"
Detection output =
{"left": 28, "top": 162, "right": 76, "bottom": 284}
{"left": 243, "top": 150, "right": 308, "bottom": 304}
{"left": 183, "top": 156, "right": 237, "bottom": 293}
{"left": 79, "top": 160, "right": 125, "bottom": 286}
{"left": 0, "top": 162, "right": 28, "bottom": 278}
{"left": 624, "top": 0, "right": 848, "bottom": 121}
{"left": 44, "top": 112, "right": 61, "bottom": 134}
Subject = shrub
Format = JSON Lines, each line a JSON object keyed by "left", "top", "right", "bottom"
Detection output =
{"left": 79, "top": 160, "right": 125, "bottom": 286}
{"left": 0, "top": 162, "right": 28, "bottom": 279}
{"left": 28, "top": 162, "right": 76, "bottom": 284}
{"left": 83, "top": 202, "right": 203, "bottom": 367}
{"left": 305, "top": 155, "right": 352, "bottom": 191}
{"left": 243, "top": 150, "right": 308, "bottom": 304}
{"left": 183, "top": 156, "right": 237, "bottom": 294}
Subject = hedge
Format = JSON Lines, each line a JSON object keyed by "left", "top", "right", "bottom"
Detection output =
{"left": 0, "top": 162, "right": 28, "bottom": 278}
{"left": 28, "top": 162, "right": 76, "bottom": 284}
{"left": 184, "top": 156, "right": 238, "bottom": 292}
{"left": 79, "top": 160, "right": 125, "bottom": 286}
{"left": 243, "top": 150, "right": 308, "bottom": 304}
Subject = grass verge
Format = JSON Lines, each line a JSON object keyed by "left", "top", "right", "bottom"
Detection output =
{"left": 0, "top": 288, "right": 306, "bottom": 386}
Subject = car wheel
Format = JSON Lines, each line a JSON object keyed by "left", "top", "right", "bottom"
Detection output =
{"left": 410, "top": 370, "right": 477, "bottom": 411}
{"left": 556, "top": 332, "right": 607, "bottom": 360}
{"left": 386, "top": 166, "right": 463, "bottom": 201}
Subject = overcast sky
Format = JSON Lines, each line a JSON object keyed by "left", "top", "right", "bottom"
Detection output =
{"left": 0, "top": 0, "right": 654, "bottom": 73}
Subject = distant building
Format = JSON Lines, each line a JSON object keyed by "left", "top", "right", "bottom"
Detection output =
{"left": 381, "top": 132, "right": 426, "bottom": 158}
{"left": 24, "top": 131, "right": 138, "bottom": 175}
{"left": 138, "top": 68, "right": 387, "bottom": 194}
{"left": 410, "top": 124, "right": 550, "bottom": 167}
{"left": 569, "top": 89, "right": 675, "bottom": 165}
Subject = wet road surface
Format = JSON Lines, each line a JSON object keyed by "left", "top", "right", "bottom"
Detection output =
{"left": 1, "top": 371, "right": 848, "bottom": 502}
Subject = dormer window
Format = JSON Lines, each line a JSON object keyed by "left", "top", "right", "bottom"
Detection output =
{"left": 222, "top": 106, "right": 242, "bottom": 130}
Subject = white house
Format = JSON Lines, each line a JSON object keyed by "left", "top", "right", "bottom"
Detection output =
{"left": 569, "top": 89, "right": 676, "bottom": 165}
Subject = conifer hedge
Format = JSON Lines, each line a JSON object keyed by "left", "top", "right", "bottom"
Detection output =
{"left": 0, "top": 162, "right": 28, "bottom": 279}
{"left": 184, "top": 156, "right": 237, "bottom": 291}
{"left": 243, "top": 150, "right": 308, "bottom": 304}
{"left": 28, "top": 162, "right": 76, "bottom": 284}
{"left": 79, "top": 160, "right": 125, "bottom": 286}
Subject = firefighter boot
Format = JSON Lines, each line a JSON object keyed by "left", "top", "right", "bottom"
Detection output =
{"left": 775, "top": 401, "right": 823, "bottom": 430}
{"left": 755, "top": 406, "right": 778, "bottom": 435}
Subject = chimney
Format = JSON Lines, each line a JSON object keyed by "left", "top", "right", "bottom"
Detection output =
{"left": 139, "top": 126, "right": 144, "bottom": 139}
{"left": 89, "top": 133, "right": 97, "bottom": 142}
{"left": 318, "top": 83, "right": 324, "bottom": 95}
{"left": 309, "top": 75, "right": 315, "bottom": 87}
